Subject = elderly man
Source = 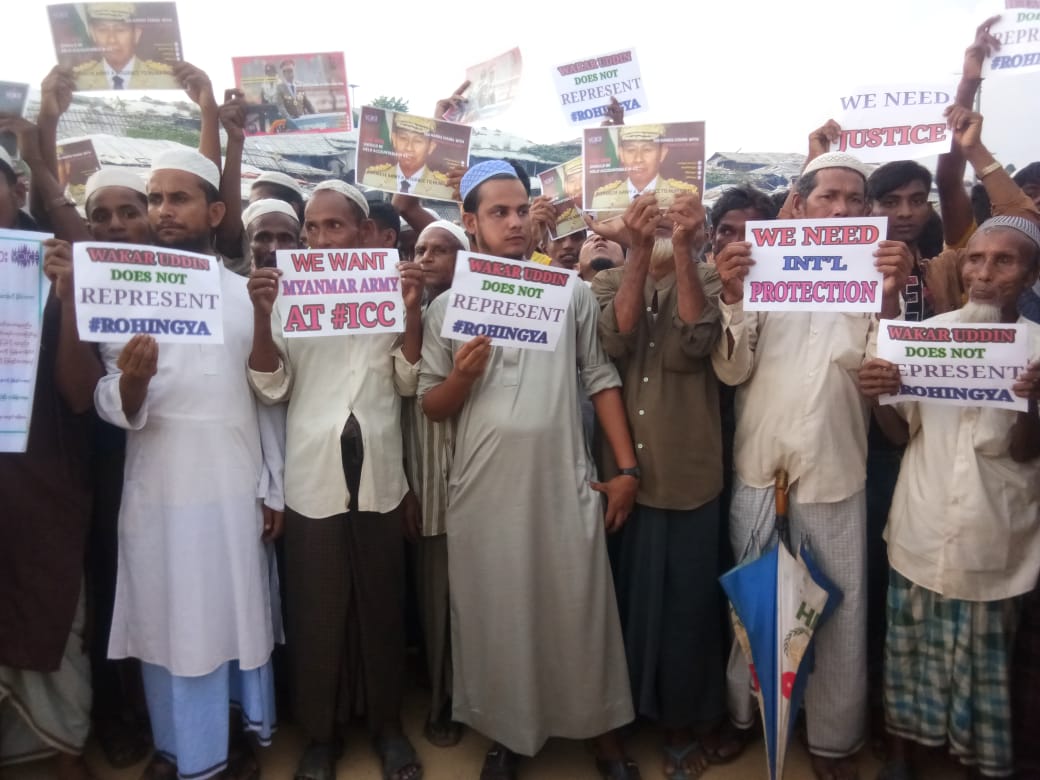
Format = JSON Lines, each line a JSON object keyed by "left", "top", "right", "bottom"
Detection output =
{"left": 402, "top": 220, "right": 470, "bottom": 748}
{"left": 72, "top": 3, "right": 173, "bottom": 90}
{"left": 94, "top": 148, "right": 283, "bottom": 780}
{"left": 362, "top": 114, "right": 453, "bottom": 199}
{"left": 247, "top": 180, "right": 424, "bottom": 780}
{"left": 593, "top": 192, "right": 740, "bottom": 777}
{"left": 420, "top": 160, "right": 640, "bottom": 780}
{"left": 860, "top": 215, "right": 1040, "bottom": 780}
{"left": 590, "top": 125, "right": 698, "bottom": 211}
{"left": 713, "top": 150, "right": 912, "bottom": 780}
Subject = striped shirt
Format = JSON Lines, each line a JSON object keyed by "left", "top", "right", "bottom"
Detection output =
{"left": 402, "top": 396, "right": 455, "bottom": 537}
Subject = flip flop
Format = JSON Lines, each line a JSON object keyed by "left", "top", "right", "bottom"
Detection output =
{"left": 662, "top": 743, "right": 707, "bottom": 780}
{"left": 595, "top": 756, "right": 643, "bottom": 779}
{"left": 373, "top": 733, "right": 423, "bottom": 780}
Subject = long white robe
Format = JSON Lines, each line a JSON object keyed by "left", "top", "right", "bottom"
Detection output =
{"left": 96, "top": 264, "right": 282, "bottom": 677}
{"left": 419, "top": 282, "right": 634, "bottom": 755}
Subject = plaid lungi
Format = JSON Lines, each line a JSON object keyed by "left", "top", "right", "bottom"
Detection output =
{"left": 884, "top": 570, "right": 1018, "bottom": 777}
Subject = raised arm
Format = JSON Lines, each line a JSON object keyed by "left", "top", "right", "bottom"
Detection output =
{"left": 173, "top": 62, "right": 221, "bottom": 172}
{"left": 778, "top": 120, "right": 841, "bottom": 220}
{"left": 30, "top": 66, "right": 75, "bottom": 229}
{"left": 215, "top": 90, "right": 247, "bottom": 259}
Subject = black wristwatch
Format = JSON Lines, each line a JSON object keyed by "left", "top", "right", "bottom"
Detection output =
{"left": 618, "top": 466, "right": 641, "bottom": 479}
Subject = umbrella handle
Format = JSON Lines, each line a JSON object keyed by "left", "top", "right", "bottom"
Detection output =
{"left": 774, "top": 469, "right": 789, "bottom": 516}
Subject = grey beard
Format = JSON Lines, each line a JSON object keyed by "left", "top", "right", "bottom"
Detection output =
{"left": 959, "top": 300, "right": 1003, "bottom": 323}
{"left": 650, "top": 236, "right": 674, "bottom": 269}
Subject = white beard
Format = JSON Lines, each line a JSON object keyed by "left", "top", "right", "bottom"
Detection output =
{"left": 958, "top": 300, "right": 1003, "bottom": 323}
{"left": 650, "top": 236, "right": 674, "bottom": 270}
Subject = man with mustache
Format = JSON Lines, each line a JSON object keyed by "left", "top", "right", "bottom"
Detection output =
{"left": 860, "top": 215, "right": 1040, "bottom": 780}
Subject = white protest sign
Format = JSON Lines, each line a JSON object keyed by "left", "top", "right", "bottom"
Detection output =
{"left": 743, "top": 218, "right": 887, "bottom": 313}
{"left": 983, "top": 3, "right": 1040, "bottom": 77}
{"left": 441, "top": 252, "right": 576, "bottom": 351}
{"left": 0, "top": 229, "right": 51, "bottom": 453}
{"left": 276, "top": 247, "right": 404, "bottom": 337}
{"left": 74, "top": 242, "right": 223, "bottom": 344}
{"left": 835, "top": 82, "right": 956, "bottom": 163}
{"left": 552, "top": 48, "right": 647, "bottom": 125}
{"left": 877, "top": 319, "right": 1032, "bottom": 411}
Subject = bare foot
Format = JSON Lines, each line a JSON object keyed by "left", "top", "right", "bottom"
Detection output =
{"left": 811, "top": 754, "right": 860, "bottom": 780}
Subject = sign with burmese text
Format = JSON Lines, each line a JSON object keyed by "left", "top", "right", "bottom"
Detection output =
{"left": 836, "top": 82, "right": 956, "bottom": 163}
{"left": 982, "top": 2, "right": 1040, "bottom": 77}
{"left": 743, "top": 218, "right": 886, "bottom": 312}
{"left": 73, "top": 242, "right": 224, "bottom": 343}
{"left": 441, "top": 252, "right": 576, "bottom": 351}
{"left": 877, "top": 319, "right": 1031, "bottom": 411}
{"left": 553, "top": 48, "right": 647, "bottom": 125}
{"left": 275, "top": 248, "right": 404, "bottom": 337}
{"left": 0, "top": 229, "right": 51, "bottom": 453}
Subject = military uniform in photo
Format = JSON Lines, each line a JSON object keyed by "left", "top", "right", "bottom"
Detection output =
{"left": 590, "top": 125, "right": 699, "bottom": 211}
{"left": 361, "top": 115, "right": 454, "bottom": 200}
{"left": 71, "top": 4, "right": 175, "bottom": 91}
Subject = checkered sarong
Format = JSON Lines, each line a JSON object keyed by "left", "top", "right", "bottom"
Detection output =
{"left": 884, "top": 570, "right": 1018, "bottom": 777}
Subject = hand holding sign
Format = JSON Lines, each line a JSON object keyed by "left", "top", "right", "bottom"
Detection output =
{"left": 668, "top": 192, "right": 707, "bottom": 253}
{"left": 622, "top": 194, "right": 662, "bottom": 248}
{"left": 1013, "top": 359, "right": 1040, "bottom": 402}
{"left": 809, "top": 119, "right": 841, "bottom": 158}
{"left": 399, "top": 261, "right": 424, "bottom": 311}
{"left": 117, "top": 334, "right": 159, "bottom": 381}
{"left": 248, "top": 267, "right": 281, "bottom": 316}
{"left": 435, "top": 80, "right": 471, "bottom": 121}
{"left": 858, "top": 358, "right": 902, "bottom": 400}
{"left": 714, "top": 242, "right": 754, "bottom": 304}
{"left": 173, "top": 62, "right": 215, "bottom": 110}
{"left": 453, "top": 335, "right": 492, "bottom": 381}
{"left": 875, "top": 240, "right": 913, "bottom": 305}
{"left": 43, "top": 239, "right": 75, "bottom": 301}
{"left": 39, "top": 66, "right": 74, "bottom": 123}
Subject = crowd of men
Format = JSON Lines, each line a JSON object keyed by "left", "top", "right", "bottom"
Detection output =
{"left": 1, "top": 14, "right": 1039, "bottom": 780}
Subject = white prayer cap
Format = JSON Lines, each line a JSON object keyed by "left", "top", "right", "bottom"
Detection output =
{"left": 978, "top": 215, "right": 1040, "bottom": 251}
{"left": 801, "top": 152, "right": 872, "bottom": 182}
{"left": 311, "top": 179, "right": 370, "bottom": 217}
{"left": 0, "top": 147, "right": 15, "bottom": 178}
{"left": 150, "top": 147, "right": 220, "bottom": 191}
{"left": 85, "top": 167, "right": 147, "bottom": 200}
{"left": 252, "top": 171, "right": 304, "bottom": 199}
{"left": 399, "top": 208, "right": 440, "bottom": 232}
{"left": 418, "top": 220, "right": 470, "bottom": 252}
{"left": 242, "top": 198, "right": 300, "bottom": 229}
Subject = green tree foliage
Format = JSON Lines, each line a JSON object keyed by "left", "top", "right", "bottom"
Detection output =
{"left": 372, "top": 96, "right": 409, "bottom": 113}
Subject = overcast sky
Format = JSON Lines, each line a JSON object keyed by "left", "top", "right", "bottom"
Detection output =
{"left": 4, "top": 0, "right": 1037, "bottom": 166}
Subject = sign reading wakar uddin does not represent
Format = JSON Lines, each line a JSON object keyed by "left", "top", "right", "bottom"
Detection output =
{"left": 73, "top": 241, "right": 224, "bottom": 343}
{"left": 877, "top": 319, "right": 1034, "bottom": 412}
{"left": 982, "top": 2, "right": 1040, "bottom": 77}
{"left": 553, "top": 48, "right": 647, "bottom": 125}
{"left": 441, "top": 252, "right": 577, "bottom": 351}
{"left": 275, "top": 247, "right": 405, "bottom": 337}
{"left": 742, "top": 218, "right": 887, "bottom": 313}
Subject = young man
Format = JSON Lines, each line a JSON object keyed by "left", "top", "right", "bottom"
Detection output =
{"left": 402, "top": 220, "right": 470, "bottom": 748}
{"left": 420, "top": 160, "right": 640, "bottom": 779}
{"left": 860, "top": 216, "right": 1040, "bottom": 779}
{"left": 713, "top": 150, "right": 912, "bottom": 780}
{"left": 246, "top": 180, "right": 424, "bottom": 780}
{"left": 95, "top": 148, "right": 282, "bottom": 780}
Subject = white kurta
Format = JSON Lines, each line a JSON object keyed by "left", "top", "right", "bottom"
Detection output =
{"left": 96, "top": 264, "right": 282, "bottom": 677}
{"left": 419, "top": 282, "right": 634, "bottom": 756}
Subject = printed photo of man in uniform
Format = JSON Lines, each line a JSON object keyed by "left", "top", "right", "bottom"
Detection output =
{"left": 589, "top": 124, "right": 699, "bottom": 211}
{"left": 362, "top": 113, "right": 454, "bottom": 200}
{"left": 69, "top": 3, "right": 176, "bottom": 90}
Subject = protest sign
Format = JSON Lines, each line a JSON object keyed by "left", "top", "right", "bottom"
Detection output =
{"left": 742, "top": 217, "right": 887, "bottom": 312}
{"left": 232, "top": 52, "right": 351, "bottom": 135}
{"left": 56, "top": 139, "right": 102, "bottom": 206}
{"left": 877, "top": 319, "right": 1032, "bottom": 411}
{"left": 0, "top": 81, "right": 29, "bottom": 157}
{"left": 538, "top": 157, "right": 586, "bottom": 239}
{"left": 48, "top": 2, "right": 182, "bottom": 91}
{"left": 275, "top": 248, "right": 404, "bottom": 338}
{"left": 583, "top": 121, "right": 704, "bottom": 212}
{"left": 356, "top": 106, "right": 471, "bottom": 201}
{"left": 553, "top": 48, "right": 647, "bottom": 125}
{"left": 73, "top": 241, "right": 223, "bottom": 343}
{"left": 835, "top": 82, "right": 956, "bottom": 163}
{"left": 447, "top": 48, "right": 522, "bottom": 124}
{"left": 0, "top": 230, "right": 51, "bottom": 453}
{"left": 440, "top": 252, "right": 577, "bottom": 351}
{"left": 982, "top": 1, "right": 1040, "bottom": 77}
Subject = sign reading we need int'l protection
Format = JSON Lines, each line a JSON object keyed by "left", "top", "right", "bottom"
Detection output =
{"left": 742, "top": 218, "right": 887, "bottom": 313}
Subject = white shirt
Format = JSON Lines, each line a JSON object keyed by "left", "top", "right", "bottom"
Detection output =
{"left": 397, "top": 164, "right": 428, "bottom": 193}
{"left": 887, "top": 311, "right": 1040, "bottom": 602}
{"left": 248, "top": 301, "right": 420, "bottom": 519}
{"left": 712, "top": 299, "right": 877, "bottom": 503}
{"left": 627, "top": 175, "right": 659, "bottom": 201}
{"left": 104, "top": 56, "right": 137, "bottom": 89}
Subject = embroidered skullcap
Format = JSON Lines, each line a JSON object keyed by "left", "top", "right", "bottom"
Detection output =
{"left": 312, "top": 180, "right": 370, "bottom": 217}
{"left": 460, "top": 160, "right": 517, "bottom": 201}
{"left": 418, "top": 220, "right": 470, "bottom": 251}
{"left": 85, "top": 167, "right": 147, "bottom": 200}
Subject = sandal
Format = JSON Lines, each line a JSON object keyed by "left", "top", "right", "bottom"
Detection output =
{"left": 373, "top": 733, "right": 423, "bottom": 780}
{"left": 595, "top": 756, "right": 642, "bottom": 779}
{"left": 662, "top": 742, "right": 708, "bottom": 780}
{"left": 294, "top": 742, "right": 337, "bottom": 780}
{"left": 423, "top": 716, "right": 463, "bottom": 748}
{"left": 480, "top": 745, "right": 518, "bottom": 780}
